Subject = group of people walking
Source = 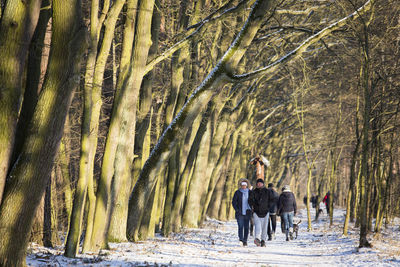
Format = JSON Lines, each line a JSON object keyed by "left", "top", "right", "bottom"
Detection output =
{"left": 232, "top": 178, "right": 297, "bottom": 247}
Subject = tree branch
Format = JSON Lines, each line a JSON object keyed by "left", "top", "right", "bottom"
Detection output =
{"left": 229, "top": 0, "right": 374, "bottom": 83}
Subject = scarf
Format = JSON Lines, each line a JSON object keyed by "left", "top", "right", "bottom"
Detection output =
{"left": 239, "top": 188, "right": 250, "bottom": 215}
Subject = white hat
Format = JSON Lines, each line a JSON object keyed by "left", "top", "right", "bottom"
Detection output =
{"left": 241, "top": 182, "right": 247, "bottom": 186}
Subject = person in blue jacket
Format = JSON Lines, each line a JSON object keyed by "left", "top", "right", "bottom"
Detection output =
{"left": 232, "top": 178, "right": 252, "bottom": 246}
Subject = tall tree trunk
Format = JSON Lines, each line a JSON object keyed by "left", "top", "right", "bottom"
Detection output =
{"left": 170, "top": 112, "right": 208, "bottom": 232}
{"left": 0, "top": 0, "right": 42, "bottom": 204}
{"left": 359, "top": 27, "right": 372, "bottom": 248}
{"left": 43, "top": 170, "right": 60, "bottom": 247}
{"left": 88, "top": 0, "right": 139, "bottom": 252}
{"left": 199, "top": 119, "right": 229, "bottom": 223}
{"left": 59, "top": 134, "right": 73, "bottom": 232}
{"left": 104, "top": 0, "right": 155, "bottom": 246}
{"left": 109, "top": 0, "right": 160, "bottom": 242}
{"left": 12, "top": 0, "right": 51, "bottom": 165}
{"left": 343, "top": 115, "right": 361, "bottom": 236}
{"left": 30, "top": 193, "right": 45, "bottom": 245}
{"left": 182, "top": 115, "right": 212, "bottom": 227}
{"left": 218, "top": 131, "right": 239, "bottom": 221}
{"left": 78, "top": 0, "right": 105, "bottom": 253}
{"left": 79, "top": 0, "right": 127, "bottom": 253}
{"left": 0, "top": 0, "right": 87, "bottom": 264}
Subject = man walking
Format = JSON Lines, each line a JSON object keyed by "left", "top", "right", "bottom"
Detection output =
{"left": 249, "top": 179, "right": 272, "bottom": 247}
{"left": 267, "top": 183, "right": 279, "bottom": 241}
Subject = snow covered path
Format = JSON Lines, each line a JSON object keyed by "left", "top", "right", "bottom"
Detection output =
{"left": 27, "top": 208, "right": 400, "bottom": 266}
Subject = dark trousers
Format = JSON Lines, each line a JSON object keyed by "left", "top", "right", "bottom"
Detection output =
{"left": 236, "top": 214, "right": 250, "bottom": 242}
{"left": 267, "top": 214, "right": 276, "bottom": 237}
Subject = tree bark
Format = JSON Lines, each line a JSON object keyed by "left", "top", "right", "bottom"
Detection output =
{"left": 12, "top": 0, "right": 51, "bottom": 165}
{"left": 182, "top": 110, "right": 212, "bottom": 227}
{"left": 0, "top": 0, "right": 42, "bottom": 204}
{"left": 72, "top": 0, "right": 125, "bottom": 254}
{"left": 0, "top": 0, "right": 87, "bottom": 264}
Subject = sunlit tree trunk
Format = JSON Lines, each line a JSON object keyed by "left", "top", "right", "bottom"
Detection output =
{"left": 66, "top": 0, "right": 125, "bottom": 255}
{"left": 182, "top": 114, "right": 212, "bottom": 227}
{"left": 111, "top": 0, "right": 160, "bottom": 241}
{"left": 199, "top": 119, "right": 229, "bottom": 223}
{"left": 207, "top": 134, "right": 234, "bottom": 218}
{"left": 218, "top": 131, "right": 239, "bottom": 221}
{"left": 106, "top": 0, "right": 155, "bottom": 245}
{"left": 170, "top": 112, "right": 208, "bottom": 232}
{"left": 0, "top": 0, "right": 87, "bottom": 264}
{"left": 12, "top": 0, "right": 50, "bottom": 165}
{"left": 88, "top": 0, "right": 139, "bottom": 251}
{"left": 0, "top": 0, "right": 42, "bottom": 204}
{"left": 79, "top": 0, "right": 106, "bottom": 254}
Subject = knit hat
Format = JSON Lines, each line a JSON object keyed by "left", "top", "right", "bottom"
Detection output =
{"left": 282, "top": 185, "right": 291, "bottom": 191}
{"left": 256, "top": 179, "right": 264, "bottom": 184}
{"left": 238, "top": 178, "right": 250, "bottom": 188}
{"left": 267, "top": 183, "right": 274, "bottom": 188}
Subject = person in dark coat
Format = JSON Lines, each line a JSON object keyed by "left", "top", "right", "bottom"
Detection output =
{"left": 277, "top": 185, "right": 297, "bottom": 241}
{"left": 232, "top": 178, "right": 252, "bottom": 246}
{"left": 267, "top": 183, "right": 279, "bottom": 240}
{"left": 249, "top": 179, "right": 272, "bottom": 247}
{"left": 323, "top": 191, "right": 330, "bottom": 214}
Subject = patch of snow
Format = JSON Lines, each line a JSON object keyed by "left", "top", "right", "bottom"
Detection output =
{"left": 27, "top": 208, "right": 400, "bottom": 266}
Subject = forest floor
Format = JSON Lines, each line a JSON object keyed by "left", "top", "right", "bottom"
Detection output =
{"left": 27, "top": 207, "right": 400, "bottom": 266}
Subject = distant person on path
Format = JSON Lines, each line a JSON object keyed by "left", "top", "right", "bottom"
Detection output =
{"left": 304, "top": 194, "right": 318, "bottom": 208}
{"left": 278, "top": 185, "right": 297, "bottom": 241}
{"left": 249, "top": 179, "right": 272, "bottom": 247}
{"left": 232, "top": 178, "right": 252, "bottom": 246}
{"left": 323, "top": 191, "right": 331, "bottom": 214}
{"left": 267, "top": 183, "right": 279, "bottom": 241}
{"left": 311, "top": 194, "right": 318, "bottom": 209}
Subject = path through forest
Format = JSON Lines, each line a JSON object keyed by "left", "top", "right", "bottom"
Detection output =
{"left": 27, "top": 208, "right": 400, "bottom": 266}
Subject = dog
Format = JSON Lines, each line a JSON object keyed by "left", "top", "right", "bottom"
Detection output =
{"left": 318, "top": 208, "right": 323, "bottom": 216}
{"left": 293, "top": 220, "right": 301, "bottom": 239}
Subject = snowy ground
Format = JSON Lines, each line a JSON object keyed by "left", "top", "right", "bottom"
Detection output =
{"left": 27, "top": 208, "right": 400, "bottom": 266}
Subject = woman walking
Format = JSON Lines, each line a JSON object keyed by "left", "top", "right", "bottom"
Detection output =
{"left": 232, "top": 178, "right": 252, "bottom": 246}
{"left": 249, "top": 179, "right": 272, "bottom": 247}
{"left": 278, "top": 185, "right": 297, "bottom": 241}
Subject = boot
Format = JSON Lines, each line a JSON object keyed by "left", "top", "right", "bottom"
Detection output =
{"left": 254, "top": 238, "right": 261, "bottom": 246}
{"left": 261, "top": 240, "right": 266, "bottom": 247}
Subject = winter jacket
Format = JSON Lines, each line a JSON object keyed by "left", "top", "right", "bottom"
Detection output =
{"left": 232, "top": 189, "right": 251, "bottom": 219}
{"left": 278, "top": 191, "right": 297, "bottom": 215}
{"left": 249, "top": 187, "right": 272, "bottom": 218}
{"left": 323, "top": 192, "right": 330, "bottom": 206}
{"left": 268, "top": 188, "right": 280, "bottom": 214}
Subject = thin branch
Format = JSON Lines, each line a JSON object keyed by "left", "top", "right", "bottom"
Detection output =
{"left": 229, "top": 0, "right": 375, "bottom": 83}
{"left": 187, "top": 0, "right": 253, "bottom": 30}
{"left": 144, "top": 0, "right": 254, "bottom": 76}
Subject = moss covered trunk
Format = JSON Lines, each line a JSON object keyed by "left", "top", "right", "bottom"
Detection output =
{"left": 0, "top": 0, "right": 42, "bottom": 204}
{"left": 0, "top": 0, "right": 87, "bottom": 264}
